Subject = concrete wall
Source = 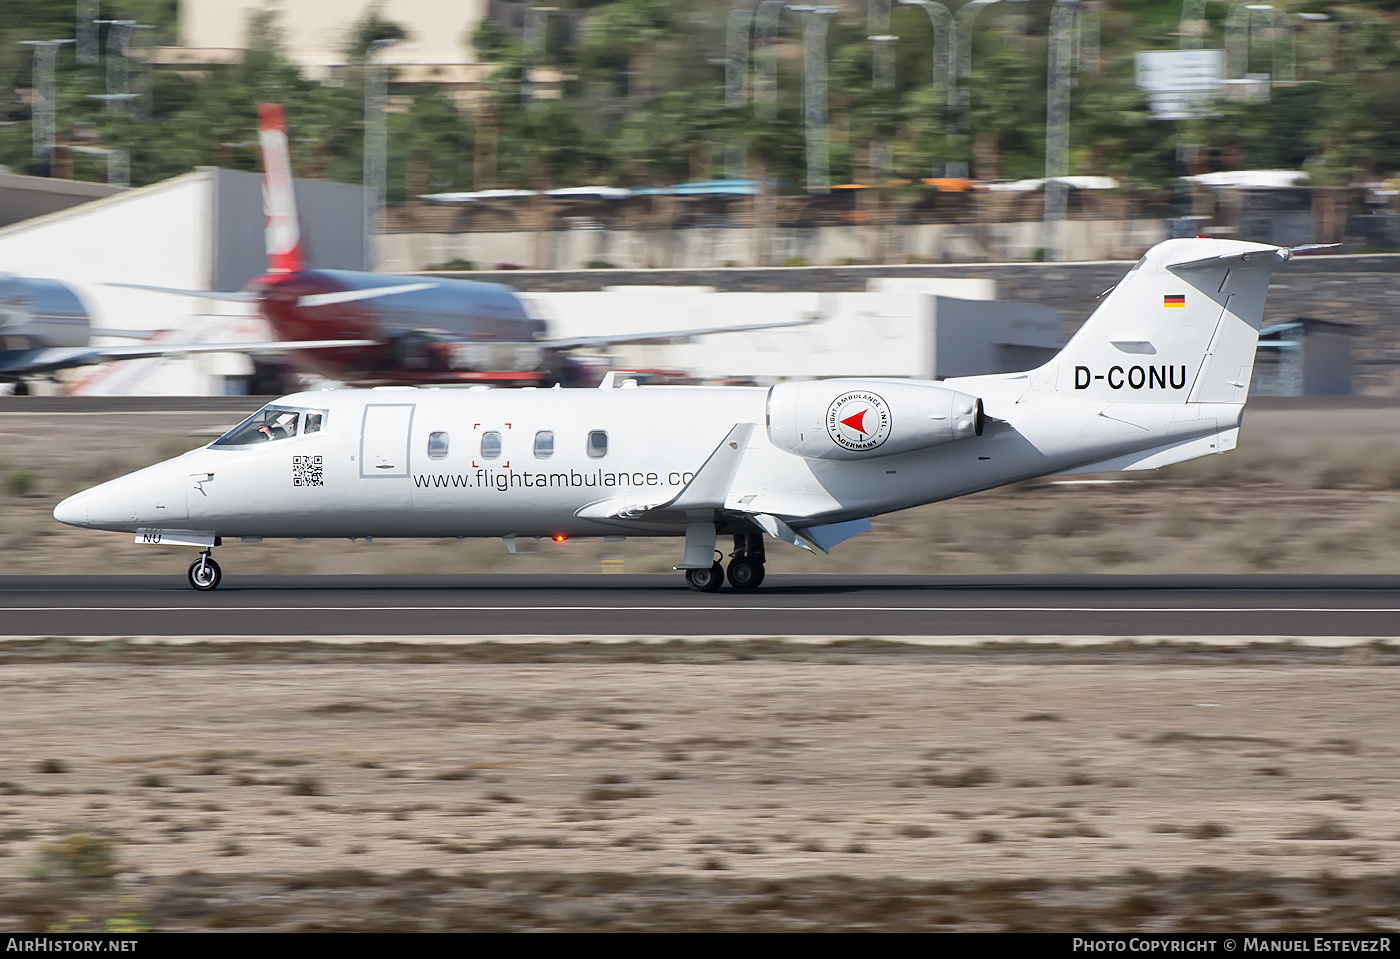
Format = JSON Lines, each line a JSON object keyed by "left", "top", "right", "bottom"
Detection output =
{"left": 381, "top": 218, "right": 1170, "bottom": 272}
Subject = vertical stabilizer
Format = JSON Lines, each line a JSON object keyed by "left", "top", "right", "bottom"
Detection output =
{"left": 1046, "top": 238, "right": 1289, "bottom": 404}
{"left": 257, "top": 103, "right": 303, "bottom": 274}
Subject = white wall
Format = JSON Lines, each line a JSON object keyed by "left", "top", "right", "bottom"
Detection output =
{"left": 181, "top": 0, "right": 492, "bottom": 66}
{"left": 530, "top": 290, "right": 1060, "bottom": 383}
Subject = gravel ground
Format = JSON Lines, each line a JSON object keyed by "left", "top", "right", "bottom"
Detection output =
{"left": 1, "top": 652, "right": 1398, "bottom": 931}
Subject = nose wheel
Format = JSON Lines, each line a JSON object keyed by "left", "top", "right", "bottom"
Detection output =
{"left": 188, "top": 550, "right": 222, "bottom": 591}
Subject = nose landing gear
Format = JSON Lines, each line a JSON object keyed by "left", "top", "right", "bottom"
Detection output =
{"left": 188, "top": 548, "right": 222, "bottom": 591}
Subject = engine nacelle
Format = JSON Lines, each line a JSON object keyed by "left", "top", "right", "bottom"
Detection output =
{"left": 766, "top": 378, "right": 984, "bottom": 461}
{"left": 0, "top": 274, "right": 90, "bottom": 349}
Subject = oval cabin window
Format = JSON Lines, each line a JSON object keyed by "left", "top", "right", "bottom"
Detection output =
{"left": 427, "top": 431, "right": 449, "bottom": 459}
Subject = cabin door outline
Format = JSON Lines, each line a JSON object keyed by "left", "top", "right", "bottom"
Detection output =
{"left": 360, "top": 404, "right": 415, "bottom": 479}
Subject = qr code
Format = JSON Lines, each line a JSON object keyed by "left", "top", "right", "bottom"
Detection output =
{"left": 292, "top": 455, "right": 324, "bottom": 487}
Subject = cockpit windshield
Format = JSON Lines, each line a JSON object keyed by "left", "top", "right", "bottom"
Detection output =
{"left": 212, "top": 406, "right": 325, "bottom": 447}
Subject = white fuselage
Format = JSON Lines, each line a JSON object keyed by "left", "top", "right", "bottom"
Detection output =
{"left": 54, "top": 381, "right": 1238, "bottom": 543}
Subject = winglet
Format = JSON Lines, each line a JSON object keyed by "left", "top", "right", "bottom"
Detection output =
{"left": 258, "top": 103, "right": 303, "bottom": 274}
{"left": 663, "top": 423, "right": 755, "bottom": 511}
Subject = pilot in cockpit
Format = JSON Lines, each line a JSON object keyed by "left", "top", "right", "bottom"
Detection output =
{"left": 257, "top": 411, "right": 298, "bottom": 441}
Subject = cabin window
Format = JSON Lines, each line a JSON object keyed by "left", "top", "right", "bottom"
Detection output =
{"left": 481, "top": 431, "right": 502, "bottom": 459}
{"left": 587, "top": 430, "right": 608, "bottom": 459}
{"left": 304, "top": 412, "right": 323, "bottom": 434}
{"left": 534, "top": 430, "right": 554, "bottom": 458}
{"left": 428, "top": 431, "right": 449, "bottom": 459}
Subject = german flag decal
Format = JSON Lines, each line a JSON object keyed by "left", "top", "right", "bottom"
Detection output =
{"left": 1164, "top": 294, "right": 1186, "bottom": 308}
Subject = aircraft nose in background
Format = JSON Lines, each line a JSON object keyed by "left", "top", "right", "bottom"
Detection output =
{"left": 53, "top": 491, "right": 89, "bottom": 528}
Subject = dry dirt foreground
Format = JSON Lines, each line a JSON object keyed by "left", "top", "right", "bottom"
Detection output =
{"left": 2, "top": 646, "right": 1399, "bottom": 931}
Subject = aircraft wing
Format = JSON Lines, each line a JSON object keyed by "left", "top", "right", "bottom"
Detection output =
{"left": 536, "top": 315, "right": 819, "bottom": 351}
{"left": 104, "top": 283, "right": 259, "bottom": 303}
{"left": 0, "top": 340, "right": 380, "bottom": 375}
{"left": 106, "top": 281, "right": 438, "bottom": 307}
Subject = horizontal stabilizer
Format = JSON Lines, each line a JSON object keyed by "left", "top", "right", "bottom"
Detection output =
{"left": 1063, "top": 429, "right": 1237, "bottom": 475}
{"left": 1166, "top": 246, "right": 1290, "bottom": 275}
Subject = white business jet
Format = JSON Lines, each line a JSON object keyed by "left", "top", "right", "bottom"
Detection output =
{"left": 55, "top": 236, "right": 1291, "bottom": 591}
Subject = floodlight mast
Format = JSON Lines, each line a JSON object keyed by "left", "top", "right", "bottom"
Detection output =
{"left": 20, "top": 39, "right": 75, "bottom": 174}
{"left": 364, "top": 38, "right": 398, "bottom": 270}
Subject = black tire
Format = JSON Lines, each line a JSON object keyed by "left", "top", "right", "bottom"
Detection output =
{"left": 726, "top": 557, "right": 765, "bottom": 590}
{"left": 684, "top": 563, "right": 725, "bottom": 593}
{"left": 188, "top": 557, "right": 222, "bottom": 591}
{"left": 11, "top": 380, "right": 28, "bottom": 396}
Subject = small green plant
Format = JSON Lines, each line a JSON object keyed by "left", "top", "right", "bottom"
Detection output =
{"left": 3, "top": 469, "right": 35, "bottom": 496}
{"left": 36, "top": 759, "right": 68, "bottom": 774}
{"left": 35, "top": 833, "right": 120, "bottom": 882}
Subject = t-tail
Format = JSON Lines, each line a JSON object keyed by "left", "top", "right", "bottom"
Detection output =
{"left": 1045, "top": 237, "right": 1289, "bottom": 404}
{"left": 257, "top": 103, "right": 303, "bottom": 274}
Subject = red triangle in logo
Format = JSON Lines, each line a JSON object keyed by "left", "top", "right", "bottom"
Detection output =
{"left": 840, "top": 409, "right": 868, "bottom": 434}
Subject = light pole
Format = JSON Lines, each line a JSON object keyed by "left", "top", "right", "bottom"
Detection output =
{"left": 20, "top": 39, "right": 75, "bottom": 175}
{"left": 364, "top": 38, "right": 397, "bottom": 270}
{"left": 1226, "top": 0, "right": 1275, "bottom": 83}
{"left": 725, "top": 4, "right": 754, "bottom": 179}
{"left": 790, "top": 5, "right": 837, "bottom": 193}
{"left": 950, "top": 0, "right": 999, "bottom": 177}
{"left": 868, "top": 0, "right": 895, "bottom": 181}
{"left": 754, "top": 1, "right": 789, "bottom": 121}
{"left": 522, "top": 4, "right": 558, "bottom": 105}
{"left": 98, "top": 20, "right": 134, "bottom": 112}
{"left": 87, "top": 92, "right": 138, "bottom": 185}
{"left": 1043, "top": 0, "right": 1080, "bottom": 262}
{"left": 898, "top": 1, "right": 953, "bottom": 110}
{"left": 77, "top": 0, "right": 99, "bottom": 64}
{"left": 898, "top": 0, "right": 953, "bottom": 179}
{"left": 1279, "top": 12, "right": 1329, "bottom": 83}
{"left": 1180, "top": 0, "right": 1207, "bottom": 50}
{"left": 97, "top": 21, "right": 154, "bottom": 115}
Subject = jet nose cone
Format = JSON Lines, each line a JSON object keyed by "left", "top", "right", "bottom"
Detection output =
{"left": 53, "top": 491, "right": 89, "bottom": 528}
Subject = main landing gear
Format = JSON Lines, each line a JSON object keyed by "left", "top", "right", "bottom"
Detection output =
{"left": 682, "top": 531, "right": 767, "bottom": 592}
{"left": 188, "top": 548, "right": 222, "bottom": 591}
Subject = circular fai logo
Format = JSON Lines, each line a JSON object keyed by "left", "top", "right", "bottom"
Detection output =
{"left": 826, "top": 390, "right": 892, "bottom": 452}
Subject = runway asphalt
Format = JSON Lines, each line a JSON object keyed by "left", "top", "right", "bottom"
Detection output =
{"left": 3, "top": 573, "right": 1399, "bottom": 639}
